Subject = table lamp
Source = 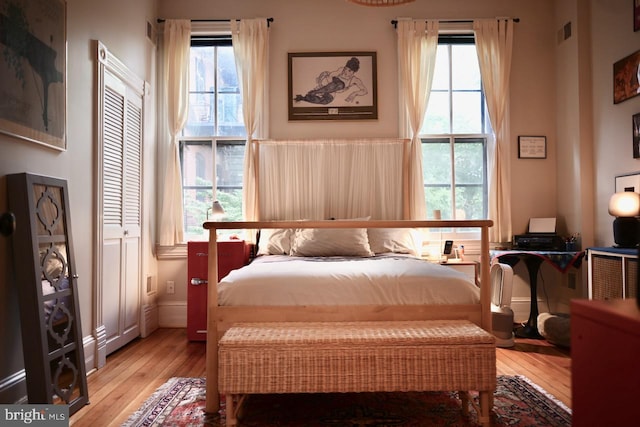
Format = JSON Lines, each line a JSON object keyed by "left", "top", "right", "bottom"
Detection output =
{"left": 608, "top": 191, "right": 640, "bottom": 248}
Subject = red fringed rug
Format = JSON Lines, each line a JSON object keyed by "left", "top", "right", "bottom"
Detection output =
{"left": 122, "top": 375, "right": 571, "bottom": 426}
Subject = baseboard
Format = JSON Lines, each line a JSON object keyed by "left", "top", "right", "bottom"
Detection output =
{"left": 511, "top": 297, "right": 545, "bottom": 324}
{"left": 141, "top": 303, "right": 159, "bottom": 337}
{"left": 158, "top": 301, "right": 187, "bottom": 328}
{"left": 0, "top": 369, "right": 26, "bottom": 404}
{"left": 94, "top": 324, "right": 107, "bottom": 368}
{"left": 82, "top": 334, "right": 97, "bottom": 372}
{"left": 0, "top": 334, "right": 99, "bottom": 404}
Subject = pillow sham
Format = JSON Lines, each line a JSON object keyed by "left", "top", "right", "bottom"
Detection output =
{"left": 368, "top": 228, "right": 422, "bottom": 256}
{"left": 256, "top": 228, "right": 293, "bottom": 255}
{"left": 290, "top": 227, "right": 374, "bottom": 257}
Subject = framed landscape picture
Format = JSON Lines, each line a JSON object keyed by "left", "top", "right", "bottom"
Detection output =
{"left": 288, "top": 51, "right": 377, "bottom": 121}
{"left": 0, "top": 0, "right": 67, "bottom": 150}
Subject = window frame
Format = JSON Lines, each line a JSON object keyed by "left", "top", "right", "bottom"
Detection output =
{"left": 420, "top": 34, "right": 491, "bottom": 243}
{"left": 179, "top": 33, "right": 247, "bottom": 242}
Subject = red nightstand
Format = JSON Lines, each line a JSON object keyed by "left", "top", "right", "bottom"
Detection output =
{"left": 187, "top": 240, "right": 249, "bottom": 341}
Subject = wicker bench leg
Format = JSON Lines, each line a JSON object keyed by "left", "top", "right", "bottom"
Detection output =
{"left": 460, "top": 391, "right": 470, "bottom": 417}
{"left": 478, "top": 390, "right": 491, "bottom": 427}
{"left": 461, "top": 390, "right": 492, "bottom": 427}
{"left": 225, "top": 394, "right": 236, "bottom": 427}
{"left": 225, "top": 394, "right": 249, "bottom": 427}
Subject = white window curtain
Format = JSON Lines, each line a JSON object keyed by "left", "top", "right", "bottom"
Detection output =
{"left": 231, "top": 18, "right": 270, "bottom": 221}
{"left": 158, "top": 19, "right": 191, "bottom": 245}
{"left": 474, "top": 18, "right": 514, "bottom": 243}
{"left": 257, "top": 139, "right": 405, "bottom": 221}
{"left": 396, "top": 19, "right": 439, "bottom": 220}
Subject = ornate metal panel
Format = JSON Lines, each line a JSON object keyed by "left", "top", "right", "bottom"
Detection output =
{"left": 7, "top": 173, "right": 88, "bottom": 415}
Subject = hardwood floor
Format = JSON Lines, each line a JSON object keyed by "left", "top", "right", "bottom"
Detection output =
{"left": 69, "top": 328, "right": 571, "bottom": 427}
{"left": 70, "top": 329, "right": 206, "bottom": 427}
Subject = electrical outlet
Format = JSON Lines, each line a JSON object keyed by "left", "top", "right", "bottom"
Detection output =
{"left": 166, "top": 280, "right": 175, "bottom": 294}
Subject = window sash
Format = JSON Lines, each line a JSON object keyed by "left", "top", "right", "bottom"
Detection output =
{"left": 180, "top": 138, "right": 245, "bottom": 240}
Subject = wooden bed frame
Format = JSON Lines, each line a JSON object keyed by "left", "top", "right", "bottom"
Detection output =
{"left": 203, "top": 218, "right": 493, "bottom": 413}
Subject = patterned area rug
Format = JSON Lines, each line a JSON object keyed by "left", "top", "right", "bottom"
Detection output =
{"left": 122, "top": 375, "right": 571, "bottom": 426}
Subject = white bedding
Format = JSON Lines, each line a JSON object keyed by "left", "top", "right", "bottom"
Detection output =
{"left": 218, "top": 254, "right": 480, "bottom": 306}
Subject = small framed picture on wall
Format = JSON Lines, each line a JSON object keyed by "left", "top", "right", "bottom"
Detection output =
{"left": 518, "top": 136, "right": 547, "bottom": 159}
{"left": 635, "top": 0, "right": 640, "bottom": 32}
{"left": 633, "top": 113, "right": 640, "bottom": 158}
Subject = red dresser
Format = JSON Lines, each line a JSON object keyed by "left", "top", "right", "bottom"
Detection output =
{"left": 187, "top": 240, "right": 249, "bottom": 341}
{"left": 571, "top": 298, "right": 640, "bottom": 426}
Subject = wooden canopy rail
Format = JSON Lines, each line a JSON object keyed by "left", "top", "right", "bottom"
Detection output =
{"left": 203, "top": 219, "right": 493, "bottom": 413}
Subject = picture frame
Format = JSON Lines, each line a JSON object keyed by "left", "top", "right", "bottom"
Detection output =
{"left": 635, "top": 0, "right": 640, "bottom": 32}
{"left": 633, "top": 113, "right": 640, "bottom": 158}
{"left": 288, "top": 51, "right": 377, "bottom": 121}
{"left": 0, "top": 0, "right": 67, "bottom": 151}
{"left": 613, "top": 49, "right": 640, "bottom": 104}
{"left": 615, "top": 171, "right": 640, "bottom": 193}
{"left": 518, "top": 136, "right": 547, "bottom": 159}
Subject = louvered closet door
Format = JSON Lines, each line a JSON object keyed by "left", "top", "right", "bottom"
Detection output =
{"left": 102, "top": 70, "right": 142, "bottom": 355}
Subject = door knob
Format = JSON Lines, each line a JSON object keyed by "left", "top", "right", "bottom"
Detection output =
{"left": 190, "top": 278, "right": 208, "bottom": 286}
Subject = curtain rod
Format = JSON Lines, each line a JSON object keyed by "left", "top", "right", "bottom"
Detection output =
{"left": 391, "top": 18, "right": 519, "bottom": 28}
{"left": 157, "top": 17, "right": 274, "bottom": 27}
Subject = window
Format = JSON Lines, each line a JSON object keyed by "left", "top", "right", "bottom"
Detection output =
{"left": 180, "top": 36, "right": 246, "bottom": 241}
{"left": 420, "top": 36, "right": 490, "bottom": 236}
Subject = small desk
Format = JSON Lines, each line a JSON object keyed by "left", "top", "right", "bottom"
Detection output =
{"left": 490, "top": 250, "right": 585, "bottom": 338}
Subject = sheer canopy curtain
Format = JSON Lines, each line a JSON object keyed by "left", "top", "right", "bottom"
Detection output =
{"left": 257, "top": 140, "right": 406, "bottom": 221}
{"left": 158, "top": 19, "right": 191, "bottom": 245}
{"left": 474, "top": 18, "right": 514, "bottom": 243}
{"left": 396, "top": 19, "right": 439, "bottom": 220}
{"left": 231, "top": 18, "right": 270, "bottom": 221}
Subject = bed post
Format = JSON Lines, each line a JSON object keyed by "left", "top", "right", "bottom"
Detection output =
{"left": 205, "top": 225, "right": 220, "bottom": 413}
{"left": 479, "top": 223, "right": 492, "bottom": 332}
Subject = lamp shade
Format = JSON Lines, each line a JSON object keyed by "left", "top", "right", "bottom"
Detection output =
{"left": 211, "top": 200, "right": 225, "bottom": 219}
{"left": 608, "top": 192, "right": 640, "bottom": 217}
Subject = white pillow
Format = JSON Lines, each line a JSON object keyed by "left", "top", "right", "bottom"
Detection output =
{"left": 368, "top": 228, "right": 422, "bottom": 256}
{"left": 257, "top": 228, "right": 293, "bottom": 255}
{"left": 290, "top": 228, "right": 374, "bottom": 257}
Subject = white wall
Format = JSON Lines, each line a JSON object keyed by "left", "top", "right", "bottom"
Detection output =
{"left": 0, "top": 0, "right": 158, "bottom": 403}
{"left": 589, "top": 0, "right": 640, "bottom": 246}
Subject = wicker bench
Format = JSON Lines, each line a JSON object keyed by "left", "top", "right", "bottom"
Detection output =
{"left": 218, "top": 319, "right": 496, "bottom": 426}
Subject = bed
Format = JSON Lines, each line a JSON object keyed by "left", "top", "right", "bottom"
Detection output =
{"left": 203, "top": 218, "right": 493, "bottom": 414}
{"left": 201, "top": 138, "right": 494, "bottom": 415}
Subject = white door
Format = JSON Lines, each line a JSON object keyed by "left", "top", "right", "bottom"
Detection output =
{"left": 98, "top": 54, "right": 143, "bottom": 357}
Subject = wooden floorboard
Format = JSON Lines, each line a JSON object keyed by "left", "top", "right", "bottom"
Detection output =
{"left": 70, "top": 328, "right": 571, "bottom": 426}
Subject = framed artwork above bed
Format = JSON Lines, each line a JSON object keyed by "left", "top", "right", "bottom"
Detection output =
{"left": 288, "top": 51, "right": 378, "bottom": 121}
